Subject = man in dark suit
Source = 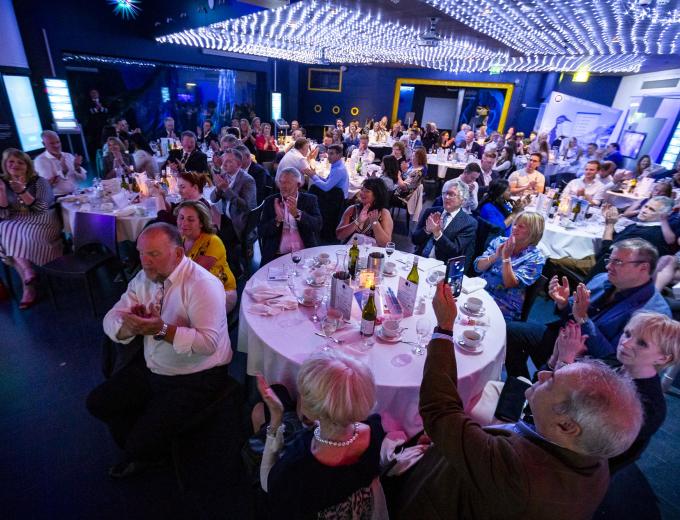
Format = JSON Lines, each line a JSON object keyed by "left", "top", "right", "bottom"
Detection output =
{"left": 197, "top": 119, "right": 219, "bottom": 149}
{"left": 478, "top": 150, "right": 499, "bottom": 197}
{"left": 156, "top": 116, "right": 178, "bottom": 140}
{"left": 164, "top": 131, "right": 209, "bottom": 175}
{"left": 396, "top": 282, "right": 643, "bottom": 520}
{"left": 258, "top": 167, "right": 322, "bottom": 266}
{"left": 412, "top": 179, "right": 477, "bottom": 270}
{"left": 236, "top": 144, "right": 272, "bottom": 205}
{"left": 463, "top": 130, "right": 484, "bottom": 159}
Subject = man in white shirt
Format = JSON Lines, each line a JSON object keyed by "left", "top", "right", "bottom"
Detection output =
{"left": 508, "top": 153, "right": 545, "bottom": 195}
{"left": 87, "top": 223, "right": 232, "bottom": 478}
{"left": 349, "top": 135, "right": 376, "bottom": 168}
{"left": 34, "top": 130, "right": 87, "bottom": 196}
{"left": 455, "top": 163, "right": 481, "bottom": 213}
{"left": 562, "top": 160, "right": 606, "bottom": 206}
{"left": 577, "top": 142, "right": 601, "bottom": 176}
{"left": 276, "top": 138, "right": 314, "bottom": 181}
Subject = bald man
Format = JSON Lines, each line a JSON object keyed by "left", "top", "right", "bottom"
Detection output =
{"left": 34, "top": 130, "right": 87, "bottom": 196}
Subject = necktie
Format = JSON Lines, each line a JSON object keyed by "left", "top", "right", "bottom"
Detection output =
{"left": 182, "top": 152, "right": 188, "bottom": 164}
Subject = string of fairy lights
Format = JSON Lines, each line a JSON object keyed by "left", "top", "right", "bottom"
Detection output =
{"left": 150, "top": 0, "right": 676, "bottom": 73}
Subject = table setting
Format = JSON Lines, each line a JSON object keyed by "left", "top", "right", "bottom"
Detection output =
{"left": 237, "top": 245, "right": 506, "bottom": 435}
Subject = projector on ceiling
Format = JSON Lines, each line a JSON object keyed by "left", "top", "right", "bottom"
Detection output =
{"left": 419, "top": 17, "right": 441, "bottom": 47}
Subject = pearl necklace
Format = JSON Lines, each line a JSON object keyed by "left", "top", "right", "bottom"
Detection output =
{"left": 313, "top": 422, "right": 360, "bottom": 448}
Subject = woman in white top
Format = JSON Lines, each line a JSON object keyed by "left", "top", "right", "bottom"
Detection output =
{"left": 129, "top": 134, "right": 159, "bottom": 177}
{"left": 368, "top": 122, "right": 387, "bottom": 144}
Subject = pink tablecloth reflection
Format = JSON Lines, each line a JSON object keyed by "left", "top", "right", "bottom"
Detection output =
{"left": 237, "top": 246, "right": 506, "bottom": 435}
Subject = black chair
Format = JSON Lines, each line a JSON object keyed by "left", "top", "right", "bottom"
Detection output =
{"left": 40, "top": 212, "right": 127, "bottom": 316}
{"left": 1, "top": 262, "right": 17, "bottom": 301}
{"left": 255, "top": 150, "right": 277, "bottom": 164}
{"left": 309, "top": 185, "right": 345, "bottom": 244}
{"left": 240, "top": 201, "right": 266, "bottom": 276}
{"left": 520, "top": 275, "right": 547, "bottom": 322}
{"left": 466, "top": 216, "right": 503, "bottom": 277}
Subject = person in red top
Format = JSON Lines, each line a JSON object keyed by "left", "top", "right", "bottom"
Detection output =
{"left": 255, "top": 123, "right": 278, "bottom": 151}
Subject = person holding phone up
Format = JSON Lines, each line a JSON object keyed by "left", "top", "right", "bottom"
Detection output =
{"left": 473, "top": 212, "right": 546, "bottom": 321}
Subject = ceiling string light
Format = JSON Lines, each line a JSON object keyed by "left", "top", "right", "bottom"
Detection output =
{"left": 155, "top": 0, "right": 658, "bottom": 73}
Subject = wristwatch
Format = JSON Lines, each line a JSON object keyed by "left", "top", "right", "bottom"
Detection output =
{"left": 573, "top": 315, "right": 588, "bottom": 325}
{"left": 433, "top": 326, "right": 453, "bottom": 336}
{"left": 153, "top": 322, "right": 169, "bottom": 341}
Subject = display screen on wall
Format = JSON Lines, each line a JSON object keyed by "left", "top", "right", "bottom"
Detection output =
{"left": 2, "top": 75, "right": 42, "bottom": 152}
{"left": 620, "top": 130, "right": 647, "bottom": 159}
{"left": 308, "top": 68, "right": 342, "bottom": 92}
{"left": 44, "top": 78, "right": 78, "bottom": 132}
{"left": 271, "top": 92, "right": 282, "bottom": 121}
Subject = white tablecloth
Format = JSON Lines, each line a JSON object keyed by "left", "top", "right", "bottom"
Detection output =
{"left": 538, "top": 219, "right": 604, "bottom": 259}
{"left": 61, "top": 202, "right": 156, "bottom": 242}
{"left": 426, "top": 155, "right": 467, "bottom": 179}
{"left": 237, "top": 246, "right": 506, "bottom": 435}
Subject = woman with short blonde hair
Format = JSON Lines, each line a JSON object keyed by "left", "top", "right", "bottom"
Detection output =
{"left": 474, "top": 211, "right": 546, "bottom": 320}
{"left": 256, "top": 350, "right": 385, "bottom": 519}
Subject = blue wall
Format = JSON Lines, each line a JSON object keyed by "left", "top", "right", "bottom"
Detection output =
{"left": 556, "top": 74, "right": 623, "bottom": 108}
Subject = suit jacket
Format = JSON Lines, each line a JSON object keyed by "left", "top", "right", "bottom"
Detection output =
{"left": 199, "top": 130, "right": 219, "bottom": 148}
{"left": 210, "top": 169, "right": 257, "bottom": 237}
{"left": 396, "top": 338, "right": 609, "bottom": 520}
{"left": 248, "top": 162, "right": 273, "bottom": 204}
{"left": 412, "top": 207, "right": 477, "bottom": 269}
{"left": 165, "top": 148, "right": 209, "bottom": 174}
{"left": 258, "top": 191, "right": 322, "bottom": 266}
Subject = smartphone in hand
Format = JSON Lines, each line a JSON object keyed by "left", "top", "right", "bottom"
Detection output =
{"left": 445, "top": 256, "right": 466, "bottom": 298}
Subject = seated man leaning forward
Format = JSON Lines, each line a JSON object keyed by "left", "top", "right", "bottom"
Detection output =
{"left": 86, "top": 223, "right": 232, "bottom": 478}
{"left": 396, "top": 282, "right": 643, "bottom": 520}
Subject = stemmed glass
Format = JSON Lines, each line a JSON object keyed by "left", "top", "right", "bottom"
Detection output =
{"left": 385, "top": 242, "right": 395, "bottom": 259}
{"left": 413, "top": 318, "right": 431, "bottom": 356}
{"left": 310, "top": 289, "right": 323, "bottom": 323}
{"left": 426, "top": 266, "right": 445, "bottom": 299}
{"left": 291, "top": 246, "right": 302, "bottom": 277}
{"left": 320, "top": 315, "right": 338, "bottom": 351}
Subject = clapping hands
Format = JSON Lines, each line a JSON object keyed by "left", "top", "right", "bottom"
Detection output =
{"left": 425, "top": 211, "right": 442, "bottom": 235}
{"left": 548, "top": 275, "right": 570, "bottom": 309}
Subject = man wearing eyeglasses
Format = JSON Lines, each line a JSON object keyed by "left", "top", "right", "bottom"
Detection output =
{"left": 504, "top": 237, "right": 671, "bottom": 379}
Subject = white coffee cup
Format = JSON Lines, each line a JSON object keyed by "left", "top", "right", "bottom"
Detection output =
{"left": 384, "top": 261, "right": 396, "bottom": 274}
{"left": 318, "top": 253, "right": 330, "bottom": 264}
{"left": 462, "top": 330, "right": 482, "bottom": 349}
{"left": 302, "top": 287, "right": 316, "bottom": 302}
{"left": 466, "top": 297, "right": 483, "bottom": 314}
{"left": 382, "top": 319, "right": 401, "bottom": 337}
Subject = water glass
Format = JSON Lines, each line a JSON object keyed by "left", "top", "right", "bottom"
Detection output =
{"left": 320, "top": 316, "right": 338, "bottom": 352}
{"left": 426, "top": 267, "right": 445, "bottom": 298}
{"left": 413, "top": 318, "right": 432, "bottom": 356}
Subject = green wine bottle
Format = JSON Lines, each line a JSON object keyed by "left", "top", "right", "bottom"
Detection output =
{"left": 348, "top": 236, "right": 359, "bottom": 279}
{"left": 360, "top": 285, "right": 377, "bottom": 337}
{"left": 120, "top": 174, "right": 129, "bottom": 191}
{"left": 407, "top": 256, "right": 419, "bottom": 284}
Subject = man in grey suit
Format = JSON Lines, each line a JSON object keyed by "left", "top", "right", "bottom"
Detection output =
{"left": 211, "top": 148, "right": 256, "bottom": 271}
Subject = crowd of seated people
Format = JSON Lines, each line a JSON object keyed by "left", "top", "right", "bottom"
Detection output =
{"left": 5, "top": 107, "right": 680, "bottom": 520}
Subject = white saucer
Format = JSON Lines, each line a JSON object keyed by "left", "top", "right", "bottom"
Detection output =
{"left": 383, "top": 271, "right": 397, "bottom": 277}
{"left": 376, "top": 328, "right": 402, "bottom": 343}
{"left": 455, "top": 337, "right": 483, "bottom": 354}
{"left": 297, "top": 297, "right": 320, "bottom": 307}
{"left": 305, "top": 278, "right": 326, "bottom": 287}
{"left": 460, "top": 303, "right": 485, "bottom": 317}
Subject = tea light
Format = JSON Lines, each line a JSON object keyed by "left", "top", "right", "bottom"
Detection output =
{"left": 359, "top": 270, "right": 375, "bottom": 289}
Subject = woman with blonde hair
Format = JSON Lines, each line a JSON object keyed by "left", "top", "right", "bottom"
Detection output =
{"left": 474, "top": 211, "right": 546, "bottom": 320}
{"left": 0, "top": 149, "right": 62, "bottom": 308}
{"left": 256, "top": 350, "right": 385, "bottom": 519}
{"left": 174, "top": 200, "right": 237, "bottom": 312}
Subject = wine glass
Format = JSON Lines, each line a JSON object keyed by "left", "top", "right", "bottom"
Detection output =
{"left": 426, "top": 267, "right": 445, "bottom": 299}
{"left": 413, "top": 318, "right": 431, "bottom": 356}
{"left": 310, "top": 289, "right": 323, "bottom": 323}
{"left": 291, "top": 247, "right": 302, "bottom": 276}
{"left": 320, "top": 315, "right": 338, "bottom": 351}
{"left": 385, "top": 242, "right": 395, "bottom": 259}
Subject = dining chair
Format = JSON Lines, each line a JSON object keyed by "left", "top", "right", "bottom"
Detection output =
{"left": 240, "top": 201, "right": 266, "bottom": 276}
{"left": 40, "top": 212, "right": 127, "bottom": 316}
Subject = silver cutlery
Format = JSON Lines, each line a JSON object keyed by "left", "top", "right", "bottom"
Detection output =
{"left": 314, "top": 332, "right": 344, "bottom": 344}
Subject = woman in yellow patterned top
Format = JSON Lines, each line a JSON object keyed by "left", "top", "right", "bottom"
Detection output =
{"left": 174, "top": 200, "right": 238, "bottom": 313}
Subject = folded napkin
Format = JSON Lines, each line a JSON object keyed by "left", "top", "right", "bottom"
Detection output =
{"left": 246, "top": 281, "right": 292, "bottom": 303}
{"left": 114, "top": 206, "right": 136, "bottom": 217}
{"left": 462, "top": 276, "right": 487, "bottom": 294}
{"left": 248, "top": 303, "right": 283, "bottom": 316}
{"left": 111, "top": 190, "right": 130, "bottom": 209}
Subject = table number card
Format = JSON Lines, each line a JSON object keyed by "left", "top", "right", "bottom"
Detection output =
{"left": 331, "top": 276, "right": 354, "bottom": 320}
{"left": 397, "top": 277, "right": 418, "bottom": 317}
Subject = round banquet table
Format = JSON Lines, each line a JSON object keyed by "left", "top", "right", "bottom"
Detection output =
{"left": 237, "top": 246, "right": 506, "bottom": 435}
{"left": 538, "top": 219, "right": 604, "bottom": 259}
{"left": 60, "top": 201, "right": 156, "bottom": 242}
{"left": 426, "top": 155, "right": 467, "bottom": 179}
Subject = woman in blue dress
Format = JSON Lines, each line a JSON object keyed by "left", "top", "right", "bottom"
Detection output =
{"left": 478, "top": 179, "right": 528, "bottom": 237}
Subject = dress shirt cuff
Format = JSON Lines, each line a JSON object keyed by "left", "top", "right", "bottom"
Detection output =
{"left": 172, "top": 326, "right": 197, "bottom": 355}
{"left": 260, "top": 425, "right": 285, "bottom": 492}
{"left": 434, "top": 231, "right": 443, "bottom": 241}
{"left": 103, "top": 316, "right": 135, "bottom": 344}
{"left": 580, "top": 318, "right": 595, "bottom": 337}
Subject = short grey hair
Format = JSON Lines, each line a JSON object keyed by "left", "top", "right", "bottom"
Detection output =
{"left": 277, "top": 166, "right": 303, "bottom": 185}
{"left": 221, "top": 148, "right": 243, "bottom": 163}
{"left": 442, "top": 178, "right": 469, "bottom": 202}
{"left": 650, "top": 195, "right": 674, "bottom": 213}
{"left": 138, "top": 222, "right": 182, "bottom": 247}
{"left": 553, "top": 360, "right": 642, "bottom": 459}
{"left": 612, "top": 237, "right": 659, "bottom": 272}
{"left": 297, "top": 350, "right": 375, "bottom": 426}
{"left": 41, "top": 130, "right": 59, "bottom": 140}
{"left": 234, "top": 144, "right": 251, "bottom": 162}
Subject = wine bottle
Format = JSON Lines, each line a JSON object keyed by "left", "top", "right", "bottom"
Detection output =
{"left": 407, "top": 256, "right": 420, "bottom": 284}
{"left": 120, "top": 174, "right": 129, "bottom": 191}
{"left": 348, "top": 236, "right": 359, "bottom": 279}
{"left": 360, "top": 285, "right": 377, "bottom": 337}
{"left": 131, "top": 177, "right": 140, "bottom": 193}
{"left": 571, "top": 201, "right": 581, "bottom": 222}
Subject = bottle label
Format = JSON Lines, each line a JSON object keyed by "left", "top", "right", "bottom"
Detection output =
{"left": 360, "top": 319, "right": 375, "bottom": 336}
